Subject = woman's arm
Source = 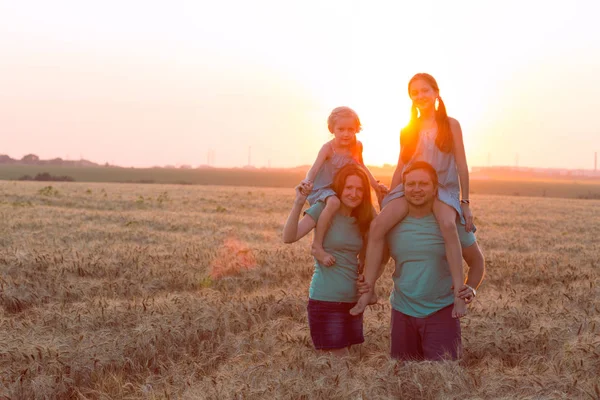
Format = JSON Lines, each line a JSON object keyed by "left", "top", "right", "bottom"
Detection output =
{"left": 282, "top": 183, "right": 318, "bottom": 243}
{"left": 304, "top": 142, "right": 332, "bottom": 183}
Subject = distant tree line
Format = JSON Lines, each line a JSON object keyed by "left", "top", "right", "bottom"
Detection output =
{"left": 18, "top": 172, "right": 75, "bottom": 182}
{"left": 0, "top": 154, "right": 99, "bottom": 167}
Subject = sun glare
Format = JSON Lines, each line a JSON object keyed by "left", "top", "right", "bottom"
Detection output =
{"left": 349, "top": 91, "right": 412, "bottom": 168}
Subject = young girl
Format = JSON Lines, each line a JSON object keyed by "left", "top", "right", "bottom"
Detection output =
{"left": 302, "top": 106, "right": 386, "bottom": 267}
{"left": 355, "top": 73, "right": 476, "bottom": 319}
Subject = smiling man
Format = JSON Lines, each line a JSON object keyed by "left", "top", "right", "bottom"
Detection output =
{"left": 350, "top": 161, "right": 485, "bottom": 361}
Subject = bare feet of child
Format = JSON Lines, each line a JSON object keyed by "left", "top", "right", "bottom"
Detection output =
{"left": 452, "top": 296, "right": 468, "bottom": 319}
{"left": 349, "top": 292, "right": 372, "bottom": 315}
{"left": 367, "top": 291, "right": 378, "bottom": 305}
{"left": 312, "top": 245, "right": 335, "bottom": 267}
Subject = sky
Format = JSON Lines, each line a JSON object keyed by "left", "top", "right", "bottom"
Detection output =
{"left": 1, "top": 0, "right": 599, "bottom": 169}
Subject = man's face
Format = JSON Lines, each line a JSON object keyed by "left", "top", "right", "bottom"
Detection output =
{"left": 404, "top": 169, "right": 437, "bottom": 207}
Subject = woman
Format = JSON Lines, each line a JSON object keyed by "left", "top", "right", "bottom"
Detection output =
{"left": 282, "top": 164, "right": 374, "bottom": 356}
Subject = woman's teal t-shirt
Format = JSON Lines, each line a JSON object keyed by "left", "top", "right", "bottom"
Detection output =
{"left": 304, "top": 202, "right": 363, "bottom": 303}
{"left": 387, "top": 214, "right": 476, "bottom": 317}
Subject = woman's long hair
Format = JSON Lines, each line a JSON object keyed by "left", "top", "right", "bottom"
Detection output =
{"left": 400, "top": 73, "right": 453, "bottom": 164}
{"left": 332, "top": 164, "right": 374, "bottom": 235}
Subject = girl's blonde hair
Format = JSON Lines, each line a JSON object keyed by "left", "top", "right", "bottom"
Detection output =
{"left": 327, "top": 106, "right": 362, "bottom": 134}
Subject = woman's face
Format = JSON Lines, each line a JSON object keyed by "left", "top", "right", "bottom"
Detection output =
{"left": 340, "top": 174, "right": 364, "bottom": 209}
{"left": 409, "top": 79, "right": 438, "bottom": 113}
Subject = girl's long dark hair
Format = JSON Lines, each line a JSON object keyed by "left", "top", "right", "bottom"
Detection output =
{"left": 332, "top": 164, "right": 374, "bottom": 235}
{"left": 400, "top": 73, "right": 453, "bottom": 164}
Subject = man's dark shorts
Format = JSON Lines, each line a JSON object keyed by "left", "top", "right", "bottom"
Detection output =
{"left": 390, "top": 304, "right": 461, "bottom": 361}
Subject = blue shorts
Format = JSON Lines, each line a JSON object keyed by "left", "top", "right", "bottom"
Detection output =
{"left": 307, "top": 298, "right": 364, "bottom": 350}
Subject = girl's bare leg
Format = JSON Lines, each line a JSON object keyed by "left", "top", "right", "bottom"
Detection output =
{"left": 312, "top": 196, "right": 340, "bottom": 266}
{"left": 350, "top": 197, "right": 408, "bottom": 315}
{"left": 433, "top": 200, "right": 466, "bottom": 318}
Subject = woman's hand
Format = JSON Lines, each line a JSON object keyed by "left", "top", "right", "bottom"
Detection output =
{"left": 461, "top": 203, "right": 474, "bottom": 232}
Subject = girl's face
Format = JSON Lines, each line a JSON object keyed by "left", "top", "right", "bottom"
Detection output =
{"left": 340, "top": 174, "right": 364, "bottom": 210}
{"left": 332, "top": 116, "right": 358, "bottom": 147}
{"left": 409, "top": 79, "right": 438, "bottom": 113}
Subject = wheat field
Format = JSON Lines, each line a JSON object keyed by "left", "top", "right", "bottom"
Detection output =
{"left": 0, "top": 181, "right": 599, "bottom": 399}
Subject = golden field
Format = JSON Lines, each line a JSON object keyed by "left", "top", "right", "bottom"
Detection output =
{"left": 0, "top": 181, "right": 599, "bottom": 399}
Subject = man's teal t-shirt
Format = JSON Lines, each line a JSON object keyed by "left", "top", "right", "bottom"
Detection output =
{"left": 304, "top": 202, "right": 363, "bottom": 303}
{"left": 387, "top": 214, "right": 476, "bottom": 318}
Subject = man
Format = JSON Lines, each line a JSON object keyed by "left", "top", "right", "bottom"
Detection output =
{"left": 350, "top": 161, "right": 485, "bottom": 361}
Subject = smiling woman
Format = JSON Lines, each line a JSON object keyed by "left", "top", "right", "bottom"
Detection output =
{"left": 282, "top": 164, "right": 375, "bottom": 356}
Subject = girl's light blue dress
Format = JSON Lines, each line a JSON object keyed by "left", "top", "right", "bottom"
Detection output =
{"left": 307, "top": 145, "right": 358, "bottom": 206}
{"left": 383, "top": 129, "right": 469, "bottom": 226}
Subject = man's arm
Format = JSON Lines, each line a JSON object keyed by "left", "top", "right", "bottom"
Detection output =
{"left": 357, "top": 244, "right": 390, "bottom": 293}
{"left": 458, "top": 242, "right": 485, "bottom": 302}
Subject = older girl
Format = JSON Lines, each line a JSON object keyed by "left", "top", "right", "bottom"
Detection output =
{"left": 361, "top": 73, "right": 476, "bottom": 319}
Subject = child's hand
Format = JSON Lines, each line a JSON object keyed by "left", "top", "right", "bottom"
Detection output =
{"left": 377, "top": 183, "right": 389, "bottom": 195}
{"left": 299, "top": 179, "right": 313, "bottom": 195}
{"left": 295, "top": 182, "right": 312, "bottom": 202}
{"left": 373, "top": 182, "right": 388, "bottom": 208}
{"left": 461, "top": 203, "right": 474, "bottom": 232}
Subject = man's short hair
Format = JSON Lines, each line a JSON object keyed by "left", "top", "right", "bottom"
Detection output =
{"left": 402, "top": 161, "right": 439, "bottom": 187}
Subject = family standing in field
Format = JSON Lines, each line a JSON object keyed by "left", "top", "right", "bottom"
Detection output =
{"left": 283, "top": 73, "right": 486, "bottom": 360}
